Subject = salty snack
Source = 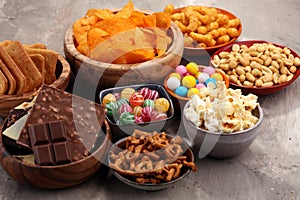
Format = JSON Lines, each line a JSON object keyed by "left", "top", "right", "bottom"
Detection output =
{"left": 0, "top": 40, "right": 58, "bottom": 94}
{"left": 212, "top": 42, "right": 300, "bottom": 87}
{"left": 184, "top": 81, "right": 259, "bottom": 133}
{"left": 109, "top": 129, "right": 197, "bottom": 184}
{"left": 72, "top": 0, "right": 172, "bottom": 64}
{"left": 164, "top": 4, "right": 241, "bottom": 48}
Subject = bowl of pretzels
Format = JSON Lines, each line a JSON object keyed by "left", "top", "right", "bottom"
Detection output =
{"left": 108, "top": 129, "right": 197, "bottom": 191}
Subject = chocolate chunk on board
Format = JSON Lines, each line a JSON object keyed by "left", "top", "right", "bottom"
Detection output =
{"left": 28, "top": 120, "right": 71, "bottom": 165}
{"left": 17, "top": 84, "right": 107, "bottom": 162}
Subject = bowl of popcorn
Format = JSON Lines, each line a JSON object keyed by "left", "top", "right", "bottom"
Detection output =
{"left": 64, "top": 1, "right": 183, "bottom": 89}
{"left": 99, "top": 84, "right": 174, "bottom": 142}
{"left": 0, "top": 85, "right": 112, "bottom": 189}
{"left": 163, "top": 4, "right": 242, "bottom": 56}
{"left": 211, "top": 40, "right": 300, "bottom": 95}
{"left": 183, "top": 81, "right": 263, "bottom": 158}
{"left": 164, "top": 62, "right": 229, "bottom": 111}
{"left": 108, "top": 129, "right": 197, "bottom": 191}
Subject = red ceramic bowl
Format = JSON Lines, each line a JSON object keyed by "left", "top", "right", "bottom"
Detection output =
{"left": 172, "top": 7, "right": 242, "bottom": 56}
{"left": 210, "top": 40, "right": 300, "bottom": 95}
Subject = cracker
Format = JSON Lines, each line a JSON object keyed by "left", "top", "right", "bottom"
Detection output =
{"left": 0, "top": 67, "right": 8, "bottom": 94}
{"left": 0, "top": 40, "right": 11, "bottom": 48}
{"left": 0, "top": 59, "right": 16, "bottom": 94}
{"left": 23, "top": 43, "right": 47, "bottom": 49}
{"left": 30, "top": 54, "right": 45, "bottom": 84}
{"left": 0, "top": 46, "right": 26, "bottom": 94}
{"left": 25, "top": 48, "right": 58, "bottom": 85}
{"left": 5, "top": 41, "right": 42, "bottom": 92}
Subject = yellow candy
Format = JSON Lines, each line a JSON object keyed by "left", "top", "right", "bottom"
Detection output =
{"left": 102, "top": 93, "right": 116, "bottom": 106}
{"left": 186, "top": 62, "right": 199, "bottom": 75}
{"left": 187, "top": 88, "right": 200, "bottom": 98}
{"left": 182, "top": 75, "right": 196, "bottom": 88}
{"left": 169, "top": 72, "right": 181, "bottom": 81}
{"left": 121, "top": 88, "right": 135, "bottom": 99}
{"left": 211, "top": 73, "right": 223, "bottom": 81}
{"left": 154, "top": 98, "right": 170, "bottom": 113}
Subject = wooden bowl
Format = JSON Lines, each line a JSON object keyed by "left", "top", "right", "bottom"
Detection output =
{"left": 0, "top": 55, "right": 71, "bottom": 117}
{"left": 172, "top": 7, "right": 242, "bottom": 56}
{"left": 0, "top": 119, "right": 112, "bottom": 189}
{"left": 210, "top": 40, "right": 300, "bottom": 95}
{"left": 64, "top": 21, "right": 184, "bottom": 89}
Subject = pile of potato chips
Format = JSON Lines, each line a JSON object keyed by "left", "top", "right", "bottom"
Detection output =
{"left": 73, "top": 1, "right": 173, "bottom": 64}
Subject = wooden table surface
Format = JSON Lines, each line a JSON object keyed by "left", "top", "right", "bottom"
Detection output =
{"left": 0, "top": 0, "right": 299, "bottom": 199}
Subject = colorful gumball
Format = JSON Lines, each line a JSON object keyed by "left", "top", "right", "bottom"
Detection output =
{"left": 141, "top": 106, "right": 153, "bottom": 122}
{"left": 197, "top": 72, "right": 210, "bottom": 83}
{"left": 167, "top": 77, "right": 180, "bottom": 90}
{"left": 121, "top": 88, "right": 135, "bottom": 99}
{"left": 182, "top": 75, "right": 196, "bottom": 88}
{"left": 143, "top": 99, "right": 154, "bottom": 108}
{"left": 187, "top": 88, "right": 200, "bottom": 98}
{"left": 102, "top": 93, "right": 116, "bottom": 106}
{"left": 118, "top": 104, "right": 132, "bottom": 115}
{"left": 154, "top": 98, "right": 170, "bottom": 113}
{"left": 169, "top": 72, "right": 181, "bottom": 81}
{"left": 116, "top": 97, "right": 129, "bottom": 107}
{"left": 175, "top": 86, "right": 188, "bottom": 97}
{"left": 133, "top": 106, "right": 143, "bottom": 116}
{"left": 203, "top": 66, "right": 215, "bottom": 76}
{"left": 138, "top": 87, "right": 151, "bottom": 99}
{"left": 211, "top": 73, "right": 223, "bottom": 81}
{"left": 186, "top": 62, "right": 199, "bottom": 75}
{"left": 105, "top": 101, "right": 118, "bottom": 118}
{"left": 129, "top": 92, "right": 144, "bottom": 107}
{"left": 149, "top": 90, "right": 159, "bottom": 100}
{"left": 196, "top": 83, "right": 206, "bottom": 90}
{"left": 119, "top": 112, "right": 135, "bottom": 125}
{"left": 134, "top": 116, "right": 144, "bottom": 124}
{"left": 150, "top": 111, "right": 168, "bottom": 121}
{"left": 175, "top": 65, "right": 187, "bottom": 76}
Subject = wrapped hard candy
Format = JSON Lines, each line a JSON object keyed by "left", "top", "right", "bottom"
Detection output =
{"left": 141, "top": 106, "right": 153, "bottom": 122}
{"left": 134, "top": 116, "right": 144, "bottom": 124}
{"left": 143, "top": 99, "right": 154, "bottom": 108}
{"left": 105, "top": 101, "right": 118, "bottom": 118}
{"left": 149, "top": 90, "right": 159, "bottom": 100}
{"left": 112, "top": 92, "right": 121, "bottom": 100}
{"left": 154, "top": 98, "right": 170, "bottom": 113}
{"left": 138, "top": 87, "right": 151, "bottom": 99}
{"left": 116, "top": 97, "right": 129, "bottom": 107}
{"left": 121, "top": 88, "right": 135, "bottom": 99}
{"left": 129, "top": 92, "right": 144, "bottom": 107}
{"left": 119, "top": 112, "right": 135, "bottom": 125}
{"left": 118, "top": 104, "right": 133, "bottom": 115}
{"left": 133, "top": 106, "right": 143, "bottom": 117}
{"left": 150, "top": 111, "right": 168, "bottom": 121}
{"left": 102, "top": 93, "right": 116, "bottom": 106}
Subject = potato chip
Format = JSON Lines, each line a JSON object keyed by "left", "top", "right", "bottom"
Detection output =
{"left": 94, "top": 9, "right": 115, "bottom": 20}
{"left": 95, "top": 17, "right": 136, "bottom": 37}
{"left": 153, "top": 12, "right": 171, "bottom": 29}
{"left": 76, "top": 40, "right": 89, "bottom": 56}
{"left": 115, "top": 0, "right": 134, "bottom": 18}
{"left": 130, "top": 11, "right": 145, "bottom": 26}
{"left": 122, "top": 49, "right": 155, "bottom": 64}
{"left": 87, "top": 27, "right": 109, "bottom": 50}
{"left": 143, "top": 14, "right": 156, "bottom": 27}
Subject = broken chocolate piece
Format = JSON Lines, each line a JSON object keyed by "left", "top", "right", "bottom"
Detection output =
{"left": 28, "top": 120, "right": 71, "bottom": 165}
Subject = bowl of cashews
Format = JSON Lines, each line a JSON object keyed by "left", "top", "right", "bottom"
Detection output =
{"left": 108, "top": 129, "right": 197, "bottom": 191}
{"left": 210, "top": 40, "right": 300, "bottom": 95}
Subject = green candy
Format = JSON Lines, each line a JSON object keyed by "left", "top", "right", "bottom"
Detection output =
{"left": 119, "top": 112, "right": 135, "bottom": 125}
{"left": 143, "top": 99, "right": 154, "bottom": 108}
{"left": 105, "top": 101, "right": 118, "bottom": 118}
{"left": 116, "top": 97, "right": 129, "bottom": 107}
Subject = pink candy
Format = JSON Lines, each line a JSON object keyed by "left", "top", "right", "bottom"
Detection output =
{"left": 176, "top": 65, "right": 187, "bottom": 76}
{"left": 202, "top": 66, "right": 215, "bottom": 76}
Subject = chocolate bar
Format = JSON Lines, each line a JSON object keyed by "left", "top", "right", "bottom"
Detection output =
{"left": 17, "top": 84, "right": 107, "bottom": 162}
{"left": 28, "top": 120, "right": 71, "bottom": 165}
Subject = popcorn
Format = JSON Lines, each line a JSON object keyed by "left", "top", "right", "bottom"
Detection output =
{"left": 184, "top": 81, "right": 259, "bottom": 133}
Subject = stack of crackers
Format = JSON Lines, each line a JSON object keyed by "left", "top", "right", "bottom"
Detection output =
{"left": 0, "top": 40, "right": 58, "bottom": 95}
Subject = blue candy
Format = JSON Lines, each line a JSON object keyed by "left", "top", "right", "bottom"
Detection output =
{"left": 175, "top": 86, "right": 188, "bottom": 97}
{"left": 205, "top": 77, "right": 217, "bottom": 87}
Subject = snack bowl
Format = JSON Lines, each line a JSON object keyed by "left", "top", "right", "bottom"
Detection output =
{"left": 0, "top": 114, "right": 112, "bottom": 189}
{"left": 108, "top": 131, "right": 196, "bottom": 191}
{"left": 163, "top": 65, "right": 229, "bottom": 111}
{"left": 64, "top": 14, "right": 183, "bottom": 90}
{"left": 171, "top": 6, "right": 242, "bottom": 56}
{"left": 99, "top": 84, "right": 175, "bottom": 142}
{"left": 210, "top": 40, "right": 300, "bottom": 95}
{"left": 183, "top": 100, "right": 263, "bottom": 159}
{"left": 0, "top": 54, "right": 71, "bottom": 117}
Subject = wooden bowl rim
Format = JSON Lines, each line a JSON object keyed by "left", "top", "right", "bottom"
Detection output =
{"left": 210, "top": 40, "right": 300, "bottom": 94}
{"left": 164, "top": 66, "right": 230, "bottom": 101}
{"left": 0, "top": 54, "right": 71, "bottom": 100}
{"left": 0, "top": 119, "right": 112, "bottom": 169}
{"left": 172, "top": 6, "right": 242, "bottom": 52}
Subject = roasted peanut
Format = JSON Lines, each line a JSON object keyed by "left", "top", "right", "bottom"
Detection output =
{"left": 278, "top": 74, "right": 287, "bottom": 84}
{"left": 235, "top": 66, "right": 245, "bottom": 75}
{"left": 251, "top": 68, "right": 262, "bottom": 77}
{"left": 271, "top": 60, "right": 280, "bottom": 69}
{"left": 229, "top": 75, "right": 238, "bottom": 83}
{"left": 293, "top": 57, "right": 300, "bottom": 66}
{"left": 280, "top": 66, "right": 289, "bottom": 75}
{"left": 246, "top": 72, "right": 256, "bottom": 82}
{"left": 237, "top": 55, "right": 250, "bottom": 66}
{"left": 262, "top": 73, "right": 273, "bottom": 82}
{"left": 243, "top": 81, "right": 253, "bottom": 86}
{"left": 262, "top": 82, "right": 273, "bottom": 87}
{"left": 229, "top": 60, "right": 238, "bottom": 69}
{"left": 255, "top": 79, "right": 263, "bottom": 87}
{"left": 239, "top": 74, "right": 246, "bottom": 82}
{"left": 289, "top": 66, "right": 297, "bottom": 73}
{"left": 232, "top": 44, "right": 240, "bottom": 52}
{"left": 273, "top": 73, "right": 279, "bottom": 84}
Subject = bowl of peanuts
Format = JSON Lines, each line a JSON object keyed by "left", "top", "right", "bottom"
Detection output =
{"left": 211, "top": 40, "right": 300, "bottom": 95}
{"left": 108, "top": 129, "right": 197, "bottom": 191}
{"left": 164, "top": 4, "right": 242, "bottom": 56}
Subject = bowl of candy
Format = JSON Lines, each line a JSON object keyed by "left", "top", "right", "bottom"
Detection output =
{"left": 163, "top": 4, "right": 242, "bottom": 56}
{"left": 99, "top": 84, "right": 174, "bottom": 142}
{"left": 64, "top": 1, "right": 183, "bottom": 89}
{"left": 108, "top": 129, "right": 197, "bottom": 191}
{"left": 182, "top": 81, "right": 263, "bottom": 159}
{"left": 210, "top": 40, "right": 300, "bottom": 95}
{"left": 164, "top": 62, "right": 229, "bottom": 111}
{"left": 0, "top": 85, "right": 112, "bottom": 189}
